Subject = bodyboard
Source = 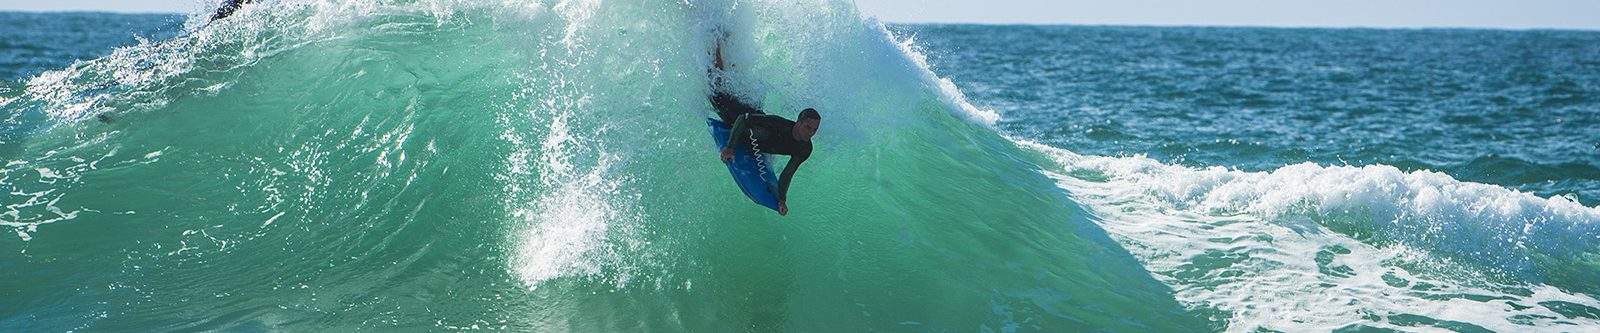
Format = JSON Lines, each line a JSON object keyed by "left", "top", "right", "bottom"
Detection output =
{"left": 707, "top": 118, "right": 781, "bottom": 211}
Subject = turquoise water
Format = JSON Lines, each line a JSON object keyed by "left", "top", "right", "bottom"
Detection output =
{"left": 2, "top": 2, "right": 1598, "bottom": 332}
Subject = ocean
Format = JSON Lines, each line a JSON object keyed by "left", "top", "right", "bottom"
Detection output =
{"left": 1, "top": 2, "right": 1597, "bottom": 332}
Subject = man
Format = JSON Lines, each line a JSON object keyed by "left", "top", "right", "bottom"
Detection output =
{"left": 709, "top": 37, "right": 821, "bottom": 216}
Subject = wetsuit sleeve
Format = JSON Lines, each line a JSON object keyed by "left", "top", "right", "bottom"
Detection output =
{"left": 725, "top": 113, "right": 752, "bottom": 150}
{"left": 776, "top": 148, "right": 809, "bottom": 202}
{"left": 725, "top": 114, "right": 785, "bottom": 150}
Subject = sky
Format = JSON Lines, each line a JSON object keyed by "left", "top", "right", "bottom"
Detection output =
{"left": 2, "top": 0, "right": 1598, "bottom": 30}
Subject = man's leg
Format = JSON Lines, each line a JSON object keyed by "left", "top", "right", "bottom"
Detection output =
{"left": 212, "top": 0, "right": 253, "bottom": 21}
{"left": 711, "top": 91, "right": 762, "bottom": 125}
{"left": 707, "top": 33, "right": 762, "bottom": 124}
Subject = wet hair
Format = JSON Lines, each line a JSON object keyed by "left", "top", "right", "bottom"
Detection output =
{"left": 799, "top": 108, "right": 821, "bottom": 122}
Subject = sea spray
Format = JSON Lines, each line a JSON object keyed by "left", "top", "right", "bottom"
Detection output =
{"left": 3, "top": 0, "right": 1202, "bottom": 331}
{"left": 4, "top": 1, "right": 1597, "bottom": 332}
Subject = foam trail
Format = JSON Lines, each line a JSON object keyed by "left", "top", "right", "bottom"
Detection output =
{"left": 505, "top": 115, "right": 635, "bottom": 287}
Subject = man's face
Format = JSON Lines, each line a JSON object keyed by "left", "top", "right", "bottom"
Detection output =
{"left": 795, "top": 118, "right": 820, "bottom": 141}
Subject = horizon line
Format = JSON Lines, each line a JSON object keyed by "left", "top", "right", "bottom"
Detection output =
{"left": 888, "top": 20, "right": 1600, "bottom": 32}
{"left": 1, "top": 9, "right": 1596, "bottom": 32}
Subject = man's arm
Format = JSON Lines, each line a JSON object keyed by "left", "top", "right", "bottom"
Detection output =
{"left": 776, "top": 152, "right": 807, "bottom": 203}
{"left": 725, "top": 113, "right": 752, "bottom": 150}
{"left": 724, "top": 114, "right": 785, "bottom": 150}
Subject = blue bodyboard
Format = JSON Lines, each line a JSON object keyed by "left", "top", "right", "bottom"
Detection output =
{"left": 707, "top": 118, "right": 781, "bottom": 211}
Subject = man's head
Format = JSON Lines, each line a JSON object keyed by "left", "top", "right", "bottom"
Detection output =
{"left": 794, "top": 108, "right": 821, "bottom": 141}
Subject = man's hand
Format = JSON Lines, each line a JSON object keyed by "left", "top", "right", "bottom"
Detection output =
{"left": 777, "top": 201, "right": 788, "bottom": 216}
{"left": 720, "top": 147, "right": 734, "bottom": 162}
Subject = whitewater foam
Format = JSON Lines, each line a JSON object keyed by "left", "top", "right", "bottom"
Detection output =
{"left": 494, "top": 0, "right": 653, "bottom": 287}
{"left": 890, "top": 32, "right": 1000, "bottom": 125}
{"left": 505, "top": 108, "right": 640, "bottom": 288}
{"left": 1020, "top": 140, "right": 1600, "bottom": 331}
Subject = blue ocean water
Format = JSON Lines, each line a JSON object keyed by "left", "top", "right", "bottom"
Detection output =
{"left": 0, "top": 12, "right": 183, "bottom": 81}
{"left": 903, "top": 25, "right": 1600, "bottom": 206}
{"left": 2, "top": 4, "right": 1598, "bottom": 332}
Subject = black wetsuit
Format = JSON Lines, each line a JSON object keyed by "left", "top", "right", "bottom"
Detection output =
{"left": 712, "top": 91, "right": 811, "bottom": 203}
{"left": 212, "top": 0, "right": 255, "bottom": 21}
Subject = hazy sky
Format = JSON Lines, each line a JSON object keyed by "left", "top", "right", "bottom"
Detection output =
{"left": 3, "top": 0, "right": 1598, "bottom": 30}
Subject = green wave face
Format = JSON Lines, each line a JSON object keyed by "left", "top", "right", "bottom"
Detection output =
{"left": 0, "top": 1, "right": 1204, "bottom": 331}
